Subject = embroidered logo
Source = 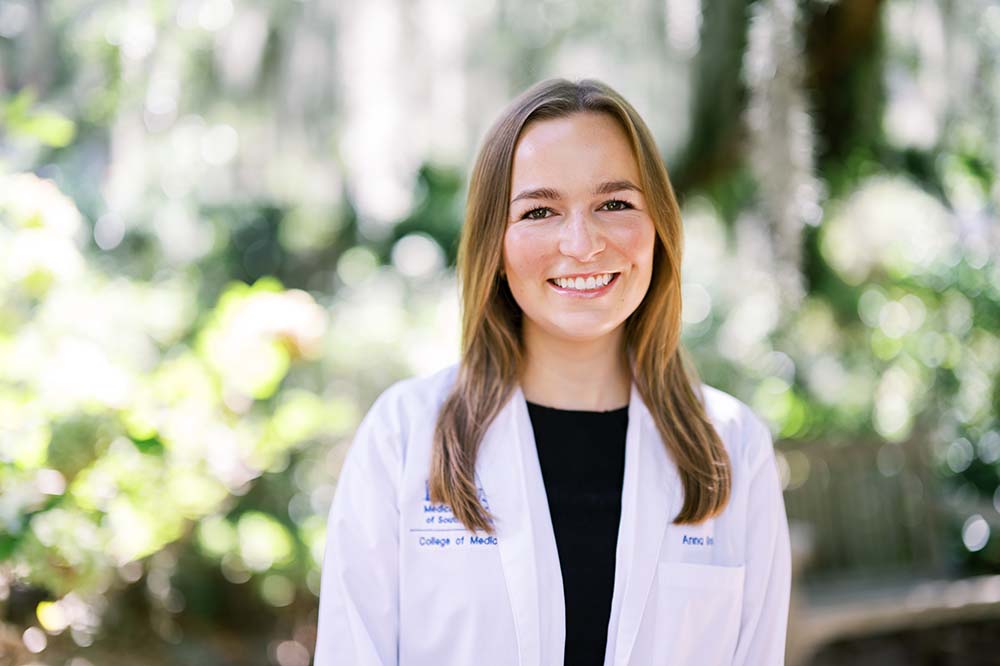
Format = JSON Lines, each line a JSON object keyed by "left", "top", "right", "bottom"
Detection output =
{"left": 424, "top": 479, "right": 489, "bottom": 509}
{"left": 411, "top": 480, "right": 497, "bottom": 548}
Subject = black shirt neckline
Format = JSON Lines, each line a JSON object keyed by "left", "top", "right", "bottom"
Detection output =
{"left": 525, "top": 400, "right": 629, "bottom": 415}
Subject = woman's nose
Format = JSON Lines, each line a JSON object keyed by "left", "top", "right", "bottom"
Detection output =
{"left": 558, "top": 210, "right": 605, "bottom": 261}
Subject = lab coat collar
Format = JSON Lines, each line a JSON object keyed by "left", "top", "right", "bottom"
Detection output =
{"left": 475, "top": 379, "right": 681, "bottom": 666}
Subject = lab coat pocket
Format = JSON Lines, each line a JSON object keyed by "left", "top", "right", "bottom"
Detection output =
{"left": 651, "top": 561, "right": 745, "bottom": 665}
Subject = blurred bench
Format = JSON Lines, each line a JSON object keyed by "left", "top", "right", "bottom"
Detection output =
{"left": 776, "top": 432, "right": 1000, "bottom": 664}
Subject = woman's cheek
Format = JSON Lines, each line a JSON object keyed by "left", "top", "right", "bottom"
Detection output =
{"left": 617, "top": 216, "right": 656, "bottom": 256}
{"left": 505, "top": 226, "right": 553, "bottom": 277}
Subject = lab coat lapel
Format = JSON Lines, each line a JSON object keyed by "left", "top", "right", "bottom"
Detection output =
{"left": 476, "top": 380, "right": 679, "bottom": 666}
{"left": 476, "top": 384, "right": 565, "bottom": 666}
{"left": 606, "top": 381, "right": 681, "bottom": 666}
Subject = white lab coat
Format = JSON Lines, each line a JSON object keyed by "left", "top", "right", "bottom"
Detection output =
{"left": 314, "top": 362, "right": 791, "bottom": 665}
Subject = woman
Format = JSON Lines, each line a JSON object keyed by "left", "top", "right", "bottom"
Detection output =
{"left": 314, "top": 78, "right": 791, "bottom": 666}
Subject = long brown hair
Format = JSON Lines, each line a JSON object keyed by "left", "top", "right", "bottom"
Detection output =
{"left": 429, "top": 78, "right": 731, "bottom": 534}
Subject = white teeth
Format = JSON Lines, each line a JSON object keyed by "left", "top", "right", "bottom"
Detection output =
{"left": 553, "top": 273, "right": 614, "bottom": 291}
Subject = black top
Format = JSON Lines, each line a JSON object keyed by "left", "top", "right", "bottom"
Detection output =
{"left": 525, "top": 399, "right": 629, "bottom": 666}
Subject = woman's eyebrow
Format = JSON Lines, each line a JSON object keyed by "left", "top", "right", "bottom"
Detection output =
{"left": 509, "top": 179, "right": 643, "bottom": 205}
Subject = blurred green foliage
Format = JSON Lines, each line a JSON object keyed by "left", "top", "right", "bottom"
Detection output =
{"left": 1, "top": 0, "right": 999, "bottom": 664}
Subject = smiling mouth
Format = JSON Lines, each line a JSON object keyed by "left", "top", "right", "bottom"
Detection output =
{"left": 546, "top": 272, "right": 621, "bottom": 293}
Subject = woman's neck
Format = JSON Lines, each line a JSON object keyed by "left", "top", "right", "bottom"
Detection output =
{"left": 518, "top": 323, "right": 631, "bottom": 411}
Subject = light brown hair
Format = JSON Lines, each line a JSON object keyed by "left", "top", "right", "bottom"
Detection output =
{"left": 429, "top": 77, "right": 731, "bottom": 534}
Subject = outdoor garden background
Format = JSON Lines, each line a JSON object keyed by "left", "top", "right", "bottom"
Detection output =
{"left": 1, "top": 0, "right": 999, "bottom": 664}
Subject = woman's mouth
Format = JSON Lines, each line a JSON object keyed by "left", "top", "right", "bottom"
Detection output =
{"left": 546, "top": 272, "right": 620, "bottom": 298}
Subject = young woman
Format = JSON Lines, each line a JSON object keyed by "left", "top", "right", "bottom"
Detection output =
{"left": 314, "top": 78, "right": 791, "bottom": 666}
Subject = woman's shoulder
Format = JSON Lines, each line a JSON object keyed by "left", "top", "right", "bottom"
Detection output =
{"left": 695, "top": 382, "right": 777, "bottom": 475}
{"left": 361, "top": 362, "right": 460, "bottom": 433}
{"left": 342, "top": 363, "right": 459, "bottom": 477}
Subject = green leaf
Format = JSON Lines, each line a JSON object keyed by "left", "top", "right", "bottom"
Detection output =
{"left": 2, "top": 89, "right": 77, "bottom": 147}
{"left": 12, "top": 113, "right": 77, "bottom": 147}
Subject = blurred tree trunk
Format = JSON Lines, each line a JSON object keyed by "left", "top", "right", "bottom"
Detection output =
{"left": 673, "top": 0, "right": 751, "bottom": 195}
{"left": 673, "top": 0, "right": 886, "bottom": 197}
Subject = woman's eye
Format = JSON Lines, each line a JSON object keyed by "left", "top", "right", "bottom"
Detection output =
{"left": 601, "top": 199, "right": 634, "bottom": 211}
{"left": 523, "top": 207, "right": 551, "bottom": 220}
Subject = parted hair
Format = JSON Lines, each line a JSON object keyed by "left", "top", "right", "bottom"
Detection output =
{"left": 429, "top": 77, "right": 732, "bottom": 534}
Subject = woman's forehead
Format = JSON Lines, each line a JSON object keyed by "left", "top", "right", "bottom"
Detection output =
{"left": 510, "top": 114, "right": 640, "bottom": 193}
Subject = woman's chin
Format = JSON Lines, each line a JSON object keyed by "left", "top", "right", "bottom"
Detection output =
{"left": 541, "top": 320, "right": 623, "bottom": 343}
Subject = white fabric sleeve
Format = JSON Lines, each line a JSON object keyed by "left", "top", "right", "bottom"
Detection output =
{"left": 731, "top": 410, "right": 792, "bottom": 666}
{"left": 314, "top": 393, "right": 401, "bottom": 666}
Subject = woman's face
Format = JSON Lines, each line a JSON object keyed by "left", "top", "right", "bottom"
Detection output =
{"left": 503, "top": 111, "right": 656, "bottom": 345}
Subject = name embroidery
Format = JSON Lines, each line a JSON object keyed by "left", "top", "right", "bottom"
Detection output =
{"left": 682, "top": 534, "right": 714, "bottom": 546}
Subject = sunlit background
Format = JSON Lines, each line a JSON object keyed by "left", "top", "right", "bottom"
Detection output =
{"left": 1, "top": 0, "right": 998, "bottom": 664}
